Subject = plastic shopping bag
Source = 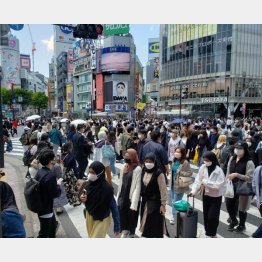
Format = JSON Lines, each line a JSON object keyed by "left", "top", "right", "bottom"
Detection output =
{"left": 192, "top": 150, "right": 199, "bottom": 164}
{"left": 224, "top": 180, "right": 234, "bottom": 198}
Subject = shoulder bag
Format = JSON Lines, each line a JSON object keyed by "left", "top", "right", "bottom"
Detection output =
{"left": 235, "top": 180, "right": 254, "bottom": 196}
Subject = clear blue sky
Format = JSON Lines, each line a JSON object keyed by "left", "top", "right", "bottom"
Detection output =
{"left": 10, "top": 24, "right": 160, "bottom": 77}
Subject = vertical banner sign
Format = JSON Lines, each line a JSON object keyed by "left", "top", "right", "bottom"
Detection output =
{"left": 96, "top": 74, "right": 104, "bottom": 111}
{"left": 67, "top": 50, "right": 73, "bottom": 73}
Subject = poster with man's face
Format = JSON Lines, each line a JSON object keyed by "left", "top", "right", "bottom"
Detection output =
{"left": 113, "top": 81, "right": 128, "bottom": 102}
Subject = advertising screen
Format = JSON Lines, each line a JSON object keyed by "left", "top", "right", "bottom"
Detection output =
{"left": 20, "top": 56, "right": 31, "bottom": 69}
{"left": 167, "top": 24, "right": 217, "bottom": 48}
{"left": 73, "top": 39, "right": 95, "bottom": 60}
{"left": 113, "top": 81, "right": 128, "bottom": 102}
{"left": 101, "top": 46, "right": 130, "bottom": 73}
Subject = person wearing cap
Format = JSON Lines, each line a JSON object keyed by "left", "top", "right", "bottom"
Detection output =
{"left": 80, "top": 161, "right": 120, "bottom": 238}
{"left": 225, "top": 141, "right": 255, "bottom": 233}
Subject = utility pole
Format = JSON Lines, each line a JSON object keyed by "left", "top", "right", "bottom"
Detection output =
{"left": 0, "top": 66, "right": 4, "bottom": 168}
{"left": 226, "top": 86, "right": 229, "bottom": 118}
{"left": 11, "top": 83, "right": 15, "bottom": 120}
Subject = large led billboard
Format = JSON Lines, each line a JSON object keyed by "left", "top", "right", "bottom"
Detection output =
{"left": 101, "top": 46, "right": 130, "bottom": 73}
{"left": 167, "top": 24, "right": 217, "bottom": 48}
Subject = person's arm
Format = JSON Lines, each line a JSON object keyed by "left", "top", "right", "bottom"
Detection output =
{"left": 110, "top": 197, "right": 120, "bottom": 235}
{"left": 157, "top": 173, "right": 168, "bottom": 205}
{"left": 47, "top": 174, "right": 61, "bottom": 199}
{"left": 130, "top": 167, "right": 142, "bottom": 211}
{"left": 190, "top": 166, "right": 203, "bottom": 195}
{"left": 236, "top": 160, "right": 255, "bottom": 182}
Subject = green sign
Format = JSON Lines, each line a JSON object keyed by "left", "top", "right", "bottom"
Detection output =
{"left": 104, "top": 24, "right": 130, "bottom": 36}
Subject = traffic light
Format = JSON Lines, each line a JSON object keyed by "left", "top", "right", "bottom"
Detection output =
{"left": 73, "top": 24, "right": 103, "bottom": 39}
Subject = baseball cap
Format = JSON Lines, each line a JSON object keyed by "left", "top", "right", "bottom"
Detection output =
{"left": 235, "top": 141, "right": 247, "bottom": 149}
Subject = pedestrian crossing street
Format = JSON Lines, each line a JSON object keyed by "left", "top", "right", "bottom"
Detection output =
{"left": 5, "top": 137, "right": 262, "bottom": 238}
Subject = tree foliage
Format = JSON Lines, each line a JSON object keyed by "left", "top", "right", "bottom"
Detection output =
{"left": 31, "top": 92, "right": 48, "bottom": 113}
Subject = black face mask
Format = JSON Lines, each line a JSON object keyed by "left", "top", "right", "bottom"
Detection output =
{"left": 124, "top": 158, "right": 132, "bottom": 164}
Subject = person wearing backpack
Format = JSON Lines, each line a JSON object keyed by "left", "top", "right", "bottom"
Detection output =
{"left": 34, "top": 149, "right": 62, "bottom": 238}
{"left": 20, "top": 127, "right": 31, "bottom": 152}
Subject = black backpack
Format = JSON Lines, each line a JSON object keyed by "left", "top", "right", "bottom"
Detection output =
{"left": 22, "top": 147, "right": 33, "bottom": 166}
{"left": 24, "top": 172, "right": 49, "bottom": 213}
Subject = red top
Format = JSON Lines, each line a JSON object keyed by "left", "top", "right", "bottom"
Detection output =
{"left": 12, "top": 120, "right": 18, "bottom": 128}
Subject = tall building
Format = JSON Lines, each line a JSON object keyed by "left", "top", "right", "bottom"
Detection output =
{"left": 159, "top": 24, "right": 262, "bottom": 118}
{"left": 145, "top": 38, "right": 160, "bottom": 103}
{"left": 96, "top": 33, "right": 137, "bottom": 118}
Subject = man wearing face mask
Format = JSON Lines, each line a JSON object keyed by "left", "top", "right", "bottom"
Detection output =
{"left": 225, "top": 141, "right": 255, "bottom": 233}
{"left": 136, "top": 130, "right": 148, "bottom": 164}
{"left": 34, "top": 149, "right": 62, "bottom": 238}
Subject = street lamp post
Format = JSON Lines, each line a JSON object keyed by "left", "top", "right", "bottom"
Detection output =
{"left": 0, "top": 66, "right": 4, "bottom": 168}
{"left": 179, "top": 85, "right": 182, "bottom": 119}
{"left": 226, "top": 86, "right": 229, "bottom": 118}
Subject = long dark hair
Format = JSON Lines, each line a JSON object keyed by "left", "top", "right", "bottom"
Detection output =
{"left": 173, "top": 146, "right": 186, "bottom": 164}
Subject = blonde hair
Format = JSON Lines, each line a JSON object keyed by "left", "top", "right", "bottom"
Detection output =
{"left": 218, "top": 135, "right": 226, "bottom": 144}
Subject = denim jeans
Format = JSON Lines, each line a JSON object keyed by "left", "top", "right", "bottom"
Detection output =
{"left": 110, "top": 155, "right": 116, "bottom": 175}
{"left": 252, "top": 223, "right": 262, "bottom": 238}
{"left": 170, "top": 188, "right": 184, "bottom": 217}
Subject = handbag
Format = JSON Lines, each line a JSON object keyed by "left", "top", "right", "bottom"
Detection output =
{"left": 235, "top": 180, "right": 254, "bottom": 196}
{"left": 176, "top": 176, "right": 194, "bottom": 188}
{"left": 224, "top": 179, "right": 234, "bottom": 198}
{"left": 102, "top": 141, "right": 115, "bottom": 159}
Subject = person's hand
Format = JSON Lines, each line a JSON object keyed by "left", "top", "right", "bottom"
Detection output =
{"left": 188, "top": 192, "right": 194, "bottom": 197}
{"left": 228, "top": 173, "right": 237, "bottom": 181}
{"left": 80, "top": 194, "right": 87, "bottom": 202}
{"left": 160, "top": 205, "right": 166, "bottom": 215}
{"left": 130, "top": 207, "right": 136, "bottom": 211}
{"left": 244, "top": 176, "right": 249, "bottom": 182}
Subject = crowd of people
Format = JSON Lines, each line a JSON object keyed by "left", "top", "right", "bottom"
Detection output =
{"left": 1, "top": 115, "right": 262, "bottom": 238}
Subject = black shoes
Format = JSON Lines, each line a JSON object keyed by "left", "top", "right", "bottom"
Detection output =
{"left": 228, "top": 220, "right": 239, "bottom": 231}
{"left": 235, "top": 225, "right": 246, "bottom": 233}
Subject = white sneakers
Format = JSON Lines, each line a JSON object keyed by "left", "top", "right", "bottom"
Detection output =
{"left": 170, "top": 218, "right": 175, "bottom": 225}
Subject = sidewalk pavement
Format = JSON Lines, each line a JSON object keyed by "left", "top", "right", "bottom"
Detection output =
{"left": 1, "top": 155, "right": 67, "bottom": 238}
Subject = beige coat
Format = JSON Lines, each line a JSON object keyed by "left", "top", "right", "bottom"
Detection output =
{"left": 170, "top": 160, "right": 193, "bottom": 194}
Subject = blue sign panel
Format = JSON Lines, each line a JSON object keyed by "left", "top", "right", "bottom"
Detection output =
{"left": 60, "top": 25, "right": 73, "bottom": 34}
{"left": 9, "top": 24, "right": 24, "bottom": 31}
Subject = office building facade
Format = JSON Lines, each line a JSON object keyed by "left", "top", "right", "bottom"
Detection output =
{"left": 159, "top": 24, "right": 262, "bottom": 118}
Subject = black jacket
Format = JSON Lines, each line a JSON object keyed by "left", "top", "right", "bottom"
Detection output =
{"left": 35, "top": 167, "right": 61, "bottom": 216}
{"left": 72, "top": 132, "right": 91, "bottom": 160}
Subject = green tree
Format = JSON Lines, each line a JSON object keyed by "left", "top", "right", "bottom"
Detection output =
{"left": 31, "top": 92, "right": 48, "bottom": 114}
{"left": 1, "top": 88, "right": 11, "bottom": 105}
{"left": 13, "top": 88, "right": 33, "bottom": 109}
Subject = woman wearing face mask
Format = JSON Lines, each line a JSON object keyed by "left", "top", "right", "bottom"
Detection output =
{"left": 140, "top": 152, "right": 168, "bottom": 238}
{"left": 169, "top": 147, "right": 192, "bottom": 225}
{"left": 189, "top": 151, "right": 226, "bottom": 238}
{"left": 80, "top": 161, "right": 120, "bottom": 238}
{"left": 225, "top": 141, "right": 255, "bottom": 233}
{"left": 116, "top": 149, "right": 142, "bottom": 238}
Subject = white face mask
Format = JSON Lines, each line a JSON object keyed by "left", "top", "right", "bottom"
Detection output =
{"left": 138, "top": 134, "right": 143, "bottom": 140}
{"left": 174, "top": 153, "right": 181, "bottom": 159}
{"left": 204, "top": 161, "right": 212, "bottom": 167}
{"left": 88, "top": 173, "right": 98, "bottom": 181}
{"left": 247, "top": 142, "right": 251, "bottom": 147}
{"left": 145, "top": 163, "right": 154, "bottom": 170}
{"left": 234, "top": 148, "right": 244, "bottom": 157}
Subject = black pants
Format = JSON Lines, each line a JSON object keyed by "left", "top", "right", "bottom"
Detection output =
{"left": 38, "top": 214, "right": 57, "bottom": 238}
{"left": 225, "top": 194, "right": 239, "bottom": 222}
{"left": 203, "top": 195, "right": 222, "bottom": 237}
{"left": 118, "top": 201, "right": 140, "bottom": 235}
{"left": 77, "top": 158, "right": 88, "bottom": 179}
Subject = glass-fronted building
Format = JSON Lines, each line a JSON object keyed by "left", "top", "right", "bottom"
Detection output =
{"left": 159, "top": 24, "right": 262, "bottom": 118}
